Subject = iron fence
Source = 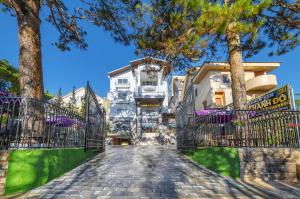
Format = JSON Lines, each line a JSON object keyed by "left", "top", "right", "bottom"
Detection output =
{"left": 0, "top": 83, "right": 105, "bottom": 151}
{"left": 176, "top": 85, "right": 196, "bottom": 151}
{"left": 85, "top": 83, "right": 106, "bottom": 152}
{"left": 0, "top": 97, "right": 85, "bottom": 149}
{"left": 195, "top": 110, "right": 300, "bottom": 148}
{"left": 176, "top": 85, "right": 300, "bottom": 150}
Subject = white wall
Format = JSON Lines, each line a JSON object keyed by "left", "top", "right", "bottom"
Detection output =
{"left": 62, "top": 87, "right": 103, "bottom": 108}
{"left": 194, "top": 71, "right": 257, "bottom": 109}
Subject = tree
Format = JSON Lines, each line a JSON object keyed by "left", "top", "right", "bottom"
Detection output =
{"left": 80, "top": 90, "right": 86, "bottom": 117}
{"left": 55, "top": 88, "right": 63, "bottom": 107}
{"left": 135, "top": 0, "right": 299, "bottom": 109}
{"left": 0, "top": 59, "right": 20, "bottom": 95}
{"left": 0, "top": 0, "right": 143, "bottom": 100}
{"left": 44, "top": 90, "right": 54, "bottom": 100}
{"left": 68, "top": 86, "right": 78, "bottom": 112}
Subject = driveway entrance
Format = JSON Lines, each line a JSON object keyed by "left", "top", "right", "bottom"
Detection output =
{"left": 22, "top": 146, "right": 300, "bottom": 199}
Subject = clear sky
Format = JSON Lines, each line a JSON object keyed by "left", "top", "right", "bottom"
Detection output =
{"left": 0, "top": 9, "right": 299, "bottom": 98}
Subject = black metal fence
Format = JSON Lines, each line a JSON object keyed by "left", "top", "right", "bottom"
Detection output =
{"left": 195, "top": 110, "right": 300, "bottom": 148}
{"left": 0, "top": 83, "right": 105, "bottom": 151}
{"left": 176, "top": 86, "right": 300, "bottom": 150}
{"left": 85, "top": 83, "right": 106, "bottom": 151}
{"left": 176, "top": 85, "right": 196, "bottom": 150}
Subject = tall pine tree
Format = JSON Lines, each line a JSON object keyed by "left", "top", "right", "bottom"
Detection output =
{"left": 68, "top": 86, "right": 78, "bottom": 113}
{"left": 55, "top": 88, "right": 63, "bottom": 107}
{"left": 135, "top": 0, "right": 299, "bottom": 109}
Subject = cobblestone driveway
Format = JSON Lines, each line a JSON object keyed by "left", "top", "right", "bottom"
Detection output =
{"left": 22, "top": 146, "right": 300, "bottom": 199}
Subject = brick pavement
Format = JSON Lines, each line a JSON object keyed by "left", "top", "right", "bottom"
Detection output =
{"left": 21, "top": 146, "right": 300, "bottom": 199}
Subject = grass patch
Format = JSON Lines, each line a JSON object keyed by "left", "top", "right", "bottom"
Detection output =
{"left": 184, "top": 147, "right": 240, "bottom": 179}
{"left": 5, "top": 148, "right": 98, "bottom": 195}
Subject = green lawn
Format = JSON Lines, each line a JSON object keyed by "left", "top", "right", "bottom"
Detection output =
{"left": 184, "top": 147, "right": 240, "bottom": 179}
{"left": 5, "top": 148, "right": 98, "bottom": 195}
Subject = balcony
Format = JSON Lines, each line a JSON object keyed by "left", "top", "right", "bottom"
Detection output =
{"left": 115, "top": 82, "right": 130, "bottom": 88}
{"left": 246, "top": 74, "right": 277, "bottom": 92}
{"left": 134, "top": 86, "right": 165, "bottom": 102}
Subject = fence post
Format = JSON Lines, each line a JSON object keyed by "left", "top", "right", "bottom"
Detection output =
{"left": 84, "top": 82, "right": 91, "bottom": 152}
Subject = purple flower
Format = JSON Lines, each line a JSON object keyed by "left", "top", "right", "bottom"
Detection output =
{"left": 0, "top": 90, "right": 9, "bottom": 97}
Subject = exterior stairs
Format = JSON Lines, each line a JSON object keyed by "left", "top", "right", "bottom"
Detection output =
{"left": 135, "top": 125, "right": 176, "bottom": 146}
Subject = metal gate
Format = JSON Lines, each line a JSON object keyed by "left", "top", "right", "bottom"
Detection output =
{"left": 85, "top": 82, "right": 106, "bottom": 152}
{"left": 175, "top": 85, "right": 196, "bottom": 151}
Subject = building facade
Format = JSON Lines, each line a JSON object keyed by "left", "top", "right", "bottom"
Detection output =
{"left": 107, "top": 58, "right": 170, "bottom": 139}
{"left": 189, "top": 62, "right": 280, "bottom": 110}
{"left": 52, "top": 87, "right": 103, "bottom": 110}
{"left": 168, "top": 76, "right": 185, "bottom": 114}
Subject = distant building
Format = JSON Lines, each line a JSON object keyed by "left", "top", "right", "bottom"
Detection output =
{"left": 168, "top": 76, "right": 185, "bottom": 114}
{"left": 52, "top": 87, "right": 103, "bottom": 109}
{"left": 188, "top": 62, "right": 280, "bottom": 110}
{"left": 102, "top": 97, "right": 110, "bottom": 121}
{"left": 107, "top": 57, "right": 171, "bottom": 138}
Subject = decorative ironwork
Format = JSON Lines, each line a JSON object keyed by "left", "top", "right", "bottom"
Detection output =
{"left": 0, "top": 97, "right": 85, "bottom": 149}
{"left": 0, "top": 83, "right": 105, "bottom": 152}
{"left": 176, "top": 85, "right": 196, "bottom": 151}
{"left": 85, "top": 82, "right": 106, "bottom": 152}
{"left": 176, "top": 93, "right": 300, "bottom": 150}
{"left": 195, "top": 109, "right": 300, "bottom": 148}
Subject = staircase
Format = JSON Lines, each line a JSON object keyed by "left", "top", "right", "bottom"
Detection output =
{"left": 135, "top": 125, "right": 176, "bottom": 146}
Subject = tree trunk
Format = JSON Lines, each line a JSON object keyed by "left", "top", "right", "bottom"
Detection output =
{"left": 225, "top": 1, "right": 247, "bottom": 110}
{"left": 12, "top": 1, "right": 45, "bottom": 147}
{"left": 14, "top": 0, "right": 44, "bottom": 100}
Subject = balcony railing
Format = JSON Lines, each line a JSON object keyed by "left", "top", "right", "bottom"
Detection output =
{"left": 134, "top": 91, "right": 165, "bottom": 99}
{"left": 115, "top": 82, "right": 130, "bottom": 88}
{"left": 246, "top": 74, "right": 277, "bottom": 92}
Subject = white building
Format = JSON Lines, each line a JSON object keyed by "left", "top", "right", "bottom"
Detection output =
{"left": 52, "top": 87, "right": 103, "bottom": 109}
{"left": 107, "top": 58, "right": 171, "bottom": 138}
{"left": 185, "top": 62, "right": 280, "bottom": 110}
{"left": 168, "top": 76, "right": 185, "bottom": 114}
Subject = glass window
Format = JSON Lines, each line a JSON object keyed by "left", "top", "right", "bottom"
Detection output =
{"left": 118, "top": 93, "right": 127, "bottom": 100}
{"left": 118, "top": 79, "right": 128, "bottom": 84}
{"left": 223, "top": 75, "right": 230, "bottom": 84}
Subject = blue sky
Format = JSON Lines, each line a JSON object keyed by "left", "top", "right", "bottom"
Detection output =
{"left": 0, "top": 9, "right": 299, "bottom": 97}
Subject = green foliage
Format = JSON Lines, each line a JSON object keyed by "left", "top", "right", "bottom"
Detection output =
{"left": 0, "top": 59, "right": 19, "bottom": 94}
{"left": 135, "top": 0, "right": 299, "bottom": 69}
{"left": 80, "top": 91, "right": 87, "bottom": 117}
{"left": 44, "top": 90, "right": 54, "bottom": 100}
{"left": 55, "top": 88, "right": 63, "bottom": 107}
{"left": 68, "top": 86, "right": 78, "bottom": 113}
{"left": 5, "top": 148, "right": 97, "bottom": 195}
{"left": 184, "top": 147, "right": 240, "bottom": 178}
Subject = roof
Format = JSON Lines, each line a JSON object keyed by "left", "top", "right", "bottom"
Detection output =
{"left": 62, "top": 87, "right": 86, "bottom": 99}
{"left": 107, "top": 65, "right": 131, "bottom": 77}
{"left": 107, "top": 57, "right": 172, "bottom": 77}
{"left": 193, "top": 62, "right": 280, "bottom": 84}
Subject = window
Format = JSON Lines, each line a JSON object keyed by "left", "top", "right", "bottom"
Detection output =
{"left": 118, "top": 93, "right": 127, "bottom": 100}
{"left": 215, "top": 92, "right": 225, "bottom": 106}
{"left": 223, "top": 75, "right": 230, "bottom": 84}
{"left": 117, "top": 79, "right": 128, "bottom": 84}
{"left": 195, "top": 88, "right": 198, "bottom": 97}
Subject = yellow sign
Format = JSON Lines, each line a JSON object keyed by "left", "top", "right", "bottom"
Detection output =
{"left": 248, "top": 85, "right": 292, "bottom": 111}
{"left": 140, "top": 104, "right": 159, "bottom": 107}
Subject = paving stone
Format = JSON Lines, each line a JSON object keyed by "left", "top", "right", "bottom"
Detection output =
{"left": 21, "top": 146, "right": 300, "bottom": 199}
